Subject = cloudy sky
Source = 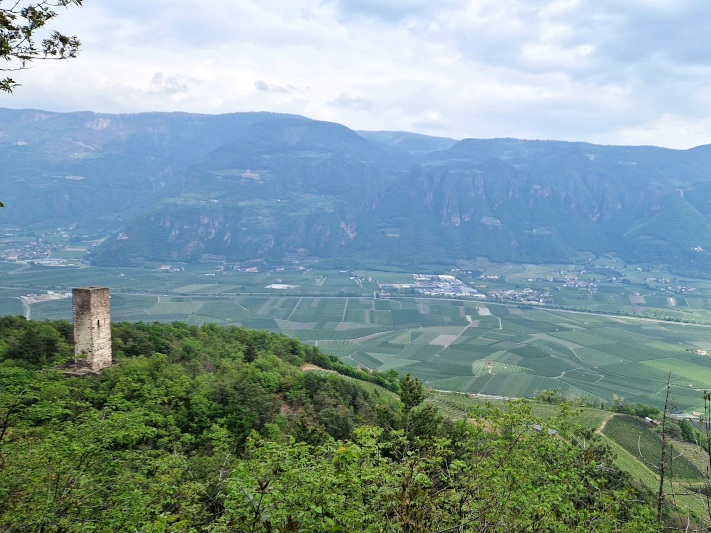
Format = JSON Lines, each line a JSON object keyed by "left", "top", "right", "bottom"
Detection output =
{"left": 4, "top": 0, "right": 711, "bottom": 148}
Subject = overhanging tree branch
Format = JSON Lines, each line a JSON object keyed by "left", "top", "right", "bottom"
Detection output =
{"left": 0, "top": 0, "right": 82, "bottom": 93}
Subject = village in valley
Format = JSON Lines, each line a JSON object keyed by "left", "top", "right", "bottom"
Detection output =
{"left": 377, "top": 274, "right": 485, "bottom": 299}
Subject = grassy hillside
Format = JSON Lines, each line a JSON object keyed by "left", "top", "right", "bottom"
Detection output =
{"left": 427, "top": 389, "right": 711, "bottom": 525}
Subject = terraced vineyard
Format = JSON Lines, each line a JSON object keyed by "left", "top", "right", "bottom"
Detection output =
{"left": 425, "top": 392, "right": 711, "bottom": 520}
{"left": 602, "top": 415, "right": 703, "bottom": 482}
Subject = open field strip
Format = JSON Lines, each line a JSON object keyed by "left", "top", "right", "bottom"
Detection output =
{"left": 6, "top": 264, "right": 711, "bottom": 410}
{"left": 22, "top": 286, "right": 711, "bottom": 410}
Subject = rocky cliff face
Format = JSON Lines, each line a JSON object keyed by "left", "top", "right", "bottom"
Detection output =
{"left": 345, "top": 139, "right": 711, "bottom": 268}
{"left": 93, "top": 119, "right": 711, "bottom": 270}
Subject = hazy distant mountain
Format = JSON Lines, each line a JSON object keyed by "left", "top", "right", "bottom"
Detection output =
{"left": 0, "top": 109, "right": 295, "bottom": 233}
{"left": 3, "top": 108, "right": 711, "bottom": 273}
{"left": 357, "top": 130, "right": 458, "bottom": 159}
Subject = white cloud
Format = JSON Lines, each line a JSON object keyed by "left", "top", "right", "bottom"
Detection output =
{"left": 3, "top": 0, "right": 711, "bottom": 148}
{"left": 149, "top": 73, "right": 193, "bottom": 95}
{"left": 329, "top": 93, "right": 373, "bottom": 111}
{"left": 255, "top": 80, "right": 291, "bottom": 93}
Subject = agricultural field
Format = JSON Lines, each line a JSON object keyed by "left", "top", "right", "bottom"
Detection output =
{"left": 4, "top": 261, "right": 711, "bottom": 411}
{"left": 426, "top": 390, "right": 610, "bottom": 429}
{"left": 602, "top": 415, "right": 703, "bottom": 482}
{"left": 599, "top": 414, "right": 711, "bottom": 518}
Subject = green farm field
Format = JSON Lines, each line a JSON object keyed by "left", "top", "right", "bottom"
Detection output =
{"left": 602, "top": 415, "right": 703, "bottom": 482}
{"left": 5, "top": 262, "right": 711, "bottom": 411}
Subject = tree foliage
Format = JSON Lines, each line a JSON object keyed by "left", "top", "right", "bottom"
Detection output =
{"left": 0, "top": 0, "right": 82, "bottom": 93}
{"left": 217, "top": 405, "right": 657, "bottom": 532}
{"left": 0, "top": 318, "right": 660, "bottom": 531}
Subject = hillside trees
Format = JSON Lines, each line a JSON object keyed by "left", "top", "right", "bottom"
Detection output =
{"left": 1, "top": 0, "right": 82, "bottom": 92}
{"left": 217, "top": 405, "right": 657, "bottom": 532}
{"left": 0, "top": 318, "right": 660, "bottom": 531}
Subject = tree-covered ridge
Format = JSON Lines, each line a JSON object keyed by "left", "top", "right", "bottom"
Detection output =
{"left": 0, "top": 318, "right": 657, "bottom": 531}
{"left": 7, "top": 108, "right": 711, "bottom": 273}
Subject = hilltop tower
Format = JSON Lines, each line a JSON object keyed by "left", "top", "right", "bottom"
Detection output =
{"left": 73, "top": 287, "right": 112, "bottom": 371}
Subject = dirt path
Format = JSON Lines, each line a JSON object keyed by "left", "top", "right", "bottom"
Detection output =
{"left": 300, "top": 363, "right": 335, "bottom": 373}
{"left": 350, "top": 330, "right": 393, "bottom": 343}
{"left": 287, "top": 298, "right": 302, "bottom": 321}
{"left": 596, "top": 413, "right": 616, "bottom": 435}
{"left": 18, "top": 297, "right": 30, "bottom": 319}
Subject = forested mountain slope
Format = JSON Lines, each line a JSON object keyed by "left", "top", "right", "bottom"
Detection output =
{"left": 4, "top": 108, "right": 711, "bottom": 271}
{"left": 0, "top": 109, "right": 294, "bottom": 233}
{"left": 0, "top": 318, "right": 659, "bottom": 531}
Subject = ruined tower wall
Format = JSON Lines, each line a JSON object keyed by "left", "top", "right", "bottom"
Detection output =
{"left": 73, "top": 287, "right": 112, "bottom": 371}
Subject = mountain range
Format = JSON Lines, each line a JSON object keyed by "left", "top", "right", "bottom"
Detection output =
{"left": 2, "top": 107, "right": 711, "bottom": 273}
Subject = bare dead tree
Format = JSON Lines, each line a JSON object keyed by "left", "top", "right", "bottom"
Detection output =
{"left": 702, "top": 390, "right": 711, "bottom": 525}
{"left": 658, "top": 373, "right": 672, "bottom": 525}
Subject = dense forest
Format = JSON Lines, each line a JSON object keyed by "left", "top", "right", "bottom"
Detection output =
{"left": 0, "top": 317, "right": 660, "bottom": 531}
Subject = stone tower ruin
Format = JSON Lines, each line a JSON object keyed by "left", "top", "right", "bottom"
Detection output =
{"left": 73, "top": 287, "right": 112, "bottom": 371}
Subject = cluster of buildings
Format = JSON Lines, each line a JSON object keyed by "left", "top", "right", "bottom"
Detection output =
{"left": 0, "top": 237, "right": 58, "bottom": 262}
{"left": 487, "top": 287, "right": 554, "bottom": 305}
{"left": 560, "top": 279, "right": 597, "bottom": 291}
{"left": 379, "top": 274, "right": 485, "bottom": 298}
{"left": 644, "top": 277, "right": 696, "bottom": 295}
{"left": 0, "top": 225, "right": 97, "bottom": 266}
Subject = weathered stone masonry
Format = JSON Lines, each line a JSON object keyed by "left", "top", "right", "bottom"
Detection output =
{"left": 73, "top": 286, "right": 112, "bottom": 371}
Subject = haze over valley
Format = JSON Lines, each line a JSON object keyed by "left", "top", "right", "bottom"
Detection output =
{"left": 4, "top": 108, "right": 711, "bottom": 415}
{"left": 5, "top": 108, "right": 711, "bottom": 275}
{"left": 9, "top": 1, "right": 711, "bottom": 529}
